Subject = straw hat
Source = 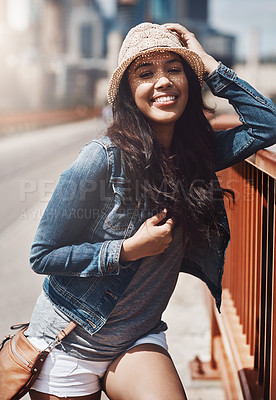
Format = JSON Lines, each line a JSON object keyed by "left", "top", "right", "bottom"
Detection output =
{"left": 107, "top": 22, "right": 205, "bottom": 104}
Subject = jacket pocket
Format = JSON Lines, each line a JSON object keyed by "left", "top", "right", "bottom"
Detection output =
{"left": 103, "top": 178, "right": 137, "bottom": 238}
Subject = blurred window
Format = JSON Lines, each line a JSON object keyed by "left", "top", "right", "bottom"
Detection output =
{"left": 149, "top": 0, "right": 171, "bottom": 22}
{"left": 187, "top": 0, "right": 207, "bottom": 21}
{"left": 80, "top": 24, "right": 93, "bottom": 58}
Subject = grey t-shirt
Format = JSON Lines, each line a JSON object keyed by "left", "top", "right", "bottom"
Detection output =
{"left": 26, "top": 226, "right": 186, "bottom": 361}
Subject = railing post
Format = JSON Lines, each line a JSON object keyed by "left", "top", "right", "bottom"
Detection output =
{"left": 270, "top": 181, "right": 276, "bottom": 399}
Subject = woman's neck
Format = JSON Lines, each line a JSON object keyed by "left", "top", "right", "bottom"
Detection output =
{"left": 151, "top": 122, "right": 175, "bottom": 150}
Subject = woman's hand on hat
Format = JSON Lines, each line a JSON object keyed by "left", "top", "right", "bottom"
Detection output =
{"left": 163, "top": 23, "right": 219, "bottom": 74}
{"left": 120, "top": 209, "right": 174, "bottom": 262}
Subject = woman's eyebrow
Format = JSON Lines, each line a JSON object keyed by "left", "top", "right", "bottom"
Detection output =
{"left": 134, "top": 62, "right": 153, "bottom": 72}
{"left": 166, "top": 58, "right": 182, "bottom": 65}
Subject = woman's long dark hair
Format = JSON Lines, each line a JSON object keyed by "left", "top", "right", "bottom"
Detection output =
{"left": 107, "top": 55, "right": 232, "bottom": 243}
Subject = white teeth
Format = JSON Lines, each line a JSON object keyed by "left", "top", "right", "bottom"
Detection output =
{"left": 154, "top": 95, "right": 176, "bottom": 103}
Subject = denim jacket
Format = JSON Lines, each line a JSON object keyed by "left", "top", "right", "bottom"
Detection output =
{"left": 30, "top": 63, "right": 276, "bottom": 335}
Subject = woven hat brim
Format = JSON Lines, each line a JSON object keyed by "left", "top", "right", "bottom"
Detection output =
{"left": 107, "top": 47, "right": 205, "bottom": 104}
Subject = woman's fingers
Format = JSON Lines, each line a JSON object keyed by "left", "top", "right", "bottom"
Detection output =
{"left": 163, "top": 23, "right": 203, "bottom": 52}
{"left": 120, "top": 211, "right": 175, "bottom": 262}
{"left": 149, "top": 209, "right": 167, "bottom": 225}
{"left": 162, "top": 23, "right": 192, "bottom": 42}
{"left": 164, "top": 218, "right": 175, "bottom": 229}
{"left": 163, "top": 22, "right": 219, "bottom": 74}
{"left": 163, "top": 23, "right": 190, "bottom": 36}
{"left": 149, "top": 211, "right": 174, "bottom": 235}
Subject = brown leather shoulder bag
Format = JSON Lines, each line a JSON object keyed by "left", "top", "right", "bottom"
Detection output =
{"left": 0, "top": 321, "right": 76, "bottom": 400}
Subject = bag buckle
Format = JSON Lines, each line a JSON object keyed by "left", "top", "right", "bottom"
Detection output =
{"left": 44, "top": 336, "right": 61, "bottom": 352}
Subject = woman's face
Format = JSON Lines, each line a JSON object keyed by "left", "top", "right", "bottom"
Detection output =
{"left": 128, "top": 51, "right": 189, "bottom": 129}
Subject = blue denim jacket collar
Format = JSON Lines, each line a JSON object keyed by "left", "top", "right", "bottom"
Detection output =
{"left": 30, "top": 63, "right": 276, "bottom": 335}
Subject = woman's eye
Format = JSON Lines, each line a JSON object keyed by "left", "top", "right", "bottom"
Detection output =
{"left": 139, "top": 71, "right": 153, "bottom": 78}
{"left": 168, "top": 67, "right": 182, "bottom": 73}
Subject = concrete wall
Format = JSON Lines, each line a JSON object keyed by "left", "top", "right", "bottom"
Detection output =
{"left": 234, "top": 62, "right": 276, "bottom": 99}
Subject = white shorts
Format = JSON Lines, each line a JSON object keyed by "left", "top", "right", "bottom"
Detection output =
{"left": 29, "top": 331, "right": 168, "bottom": 397}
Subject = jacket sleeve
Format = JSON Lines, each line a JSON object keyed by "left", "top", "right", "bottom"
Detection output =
{"left": 30, "top": 140, "right": 124, "bottom": 277}
{"left": 205, "top": 63, "right": 276, "bottom": 172}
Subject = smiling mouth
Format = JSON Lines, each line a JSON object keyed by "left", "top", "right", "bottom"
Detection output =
{"left": 152, "top": 95, "right": 178, "bottom": 103}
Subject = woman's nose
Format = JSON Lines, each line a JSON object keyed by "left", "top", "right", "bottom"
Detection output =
{"left": 154, "top": 75, "right": 172, "bottom": 89}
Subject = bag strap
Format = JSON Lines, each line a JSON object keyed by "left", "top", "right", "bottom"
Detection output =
{"left": 6, "top": 321, "right": 77, "bottom": 353}
{"left": 56, "top": 321, "right": 77, "bottom": 341}
{"left": 44, "top": 321, "right": 78, "bottom": 353}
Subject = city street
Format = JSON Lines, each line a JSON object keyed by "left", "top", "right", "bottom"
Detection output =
{"left": 0, "top": 118, "right": 107, "bottom": 338}
{"left": 0, "top": 119, "right": 225, "bottom": 399}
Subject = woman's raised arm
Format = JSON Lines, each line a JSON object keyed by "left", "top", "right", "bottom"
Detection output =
{"left": 30, "top": 141, "right": 124, "bottom": 277}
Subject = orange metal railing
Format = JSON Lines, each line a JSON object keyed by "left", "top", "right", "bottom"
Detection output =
{"left": 209, "top": 116, "right": 276, "bottom": 400}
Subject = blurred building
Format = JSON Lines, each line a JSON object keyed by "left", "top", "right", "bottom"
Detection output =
{"left": 0, "top": 0, "right": 235, "bottom": 111}
{"left": 115, "top": 0, "right": 235, "bottom": 67}
{"left": 0, "top": 0, "right": 275, "bottom": 112}
{"left": 0, "top": 1, "right": 38, "bottom": 110}
{"left": 36, "top": 0, "right": 108, "bottom": 108}
{"left": 0, "top": 0, "right": 108, "bottom": 110}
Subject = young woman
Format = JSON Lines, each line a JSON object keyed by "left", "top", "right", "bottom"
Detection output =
{"left": 26, "top": 22, "right": 276, "bottom": 399}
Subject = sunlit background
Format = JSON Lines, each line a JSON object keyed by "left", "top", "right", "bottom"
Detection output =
{"left": 0, "top": 0, "right": 275, "bottom": 133}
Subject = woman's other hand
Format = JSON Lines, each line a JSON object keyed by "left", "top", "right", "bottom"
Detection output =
{"left": 163, "top": 23, "right": 219, "bottom": 75}
{"left": 120, "top": 209, "right": 174, "bottom": 262}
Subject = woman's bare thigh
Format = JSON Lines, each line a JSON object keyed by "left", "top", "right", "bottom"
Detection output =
{"left": 103, "top": 343, "right": 188, "bottom": 400}
{"left": 29, "top": 389, "right": 101, "bottom": 400}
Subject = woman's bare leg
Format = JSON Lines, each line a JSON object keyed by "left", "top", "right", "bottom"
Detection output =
{"left": 29, "top": 390, "right": 101, "bottom": 400}
{"left": 103, "top": 344, "right": 188, "bottom": 400}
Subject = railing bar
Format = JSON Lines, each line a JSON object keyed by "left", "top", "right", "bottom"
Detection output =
{"left": 231, "top": 165, "right": 235, "bottom": 294}
{"left": 237, "top": 163, "right": 243, "bottom": 318}
{"left": 230, "top": 165, "right": 242, "bottom": 311}
{"left": 245, "top": 163, "right": 251, "bottom": 343}
{"left": 249, "top": 166, "right": 255, "bottom": 356}
{"left": 229, "top": 165, "right": 235, "bottom": 297}
{"left": 248, "top": 164, "right": 252, "bottom": 342}
{"left": 254, "top": 169, "right": 263, "bottom": 371}
{"left": 234, "top": 164, "right": 242, "bottom": 318}
{"left": 248, "top": 165, "right": 254, "bottom": 352}
{"left": 229, "top": 166, "right": 234, "bottom": 290}
{"left": 264, "top": 176, "right": 274, "bottom": 399}
{"left": 244, "top": 163, "right": 249, "bottom": 339}
{"left": 228, "top": 166, "right": 233, "bottom": 291}
{"left": 269, "top": 180, "right": 276, "bottom": 399}
{"left": 241, "top": 162, "right": 246, "bottom": 331}
{"left": 251, "top": 167, "right": 258, "bottom": 358}
{"left": 258, "top": 172, "right": 268, "bottom": 385}
{"left": 221, "top": 167, "right": 231, "bottom": 290}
